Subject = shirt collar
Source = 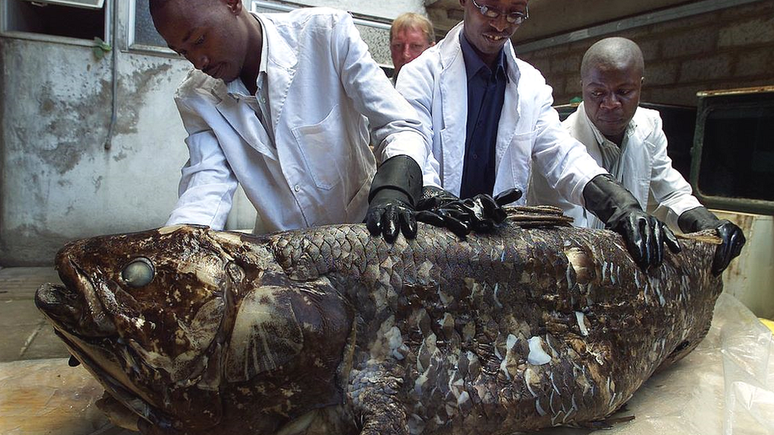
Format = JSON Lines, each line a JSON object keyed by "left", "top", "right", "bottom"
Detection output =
{"left": 226, "top": 14, "right": 268, "bottom": 96}
{"left": 459, "top": 32, "right": 507, "bottom": 81}
{"left": 256, "top": 15, "right": 268, "bottom": 76}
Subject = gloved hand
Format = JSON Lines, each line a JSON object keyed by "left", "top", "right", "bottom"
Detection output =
{"left": 415, "top": 186, "right": 522, "bottom": 238}
{"left": 678, "top": 206, "right": 746, "bottom": 275}
{"left": 583, "top": 174, "right": 681, "bottom": 271}
{"left": 365, "top": 155, "right": 422, "bottom": 243}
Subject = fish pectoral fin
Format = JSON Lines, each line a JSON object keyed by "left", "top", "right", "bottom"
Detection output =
{"left": 225, "top": 287, "right": 304, "bottom": 382}
{"left": 349, "top": 365, "right": 408, "bottom": 435}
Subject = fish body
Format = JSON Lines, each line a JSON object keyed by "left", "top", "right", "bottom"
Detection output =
{"left": 35, "top": 210, "right": 722, "bottom": 435}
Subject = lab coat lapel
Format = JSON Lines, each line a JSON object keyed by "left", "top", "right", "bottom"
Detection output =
{"left": 263, "top": 19, "right": 298, "bottom": 135}
{"left": 575, "top": 104, "right": 604, "bottom": 164}
{"left": 439, "top": 24, "right": 468, "bottom": 196}
{"left": 210, "top": 79, "right": 277, "bottom": 160}
{"left": 496, "top": 44, "right": 521, "bottom": 167}
{"left": 620, "top": 113, "right": 652, "bottom": 205}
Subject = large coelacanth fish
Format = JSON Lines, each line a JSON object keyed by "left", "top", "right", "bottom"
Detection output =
{"left": 35, "top": 207, "right": 722, "bottom": 435}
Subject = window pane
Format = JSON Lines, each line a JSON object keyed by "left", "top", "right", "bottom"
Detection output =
{"left": 133, "top": 0, "right": 166, "bottom": 47}
{"left": 697, "top": 105, "right": 774, "bottom": 202}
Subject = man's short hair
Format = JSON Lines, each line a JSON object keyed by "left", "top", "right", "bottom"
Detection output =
{"left": 390, "top": 12, "right": 435, "bottom": 45}
{"left": 148, "top": 0, "right": 171, "bottom": 15}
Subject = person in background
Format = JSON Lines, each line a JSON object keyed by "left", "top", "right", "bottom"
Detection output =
{"left": 396, "top": 0, "right": 682, "bottom": 271}
{"left": 528, "top": 36, "right": 745, "bottom": 275}
{"left": 389, "top": 13, "right": 435, "bottom": 84}
{"left": 149, "top": 0, "right": 434, "bottom": 242}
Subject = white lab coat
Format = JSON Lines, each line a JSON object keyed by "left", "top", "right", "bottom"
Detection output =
{"left": 166, "top": 8, "right": 428, "bottom": 234}
{"left": 528, "top": 103, "right": 701, "bottom": 229}
{"left": 395, "top": 22, "right": 605, "bottom": 204}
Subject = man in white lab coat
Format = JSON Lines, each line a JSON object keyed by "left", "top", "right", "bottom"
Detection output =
{"left": 150, "top": 0, "right": 439, "bottom": 242}
{"left": 528, "top": 37, "right": 745, "bottom": 274}
{"left": 397, "top": 0, "right": 681, "bottom": 270}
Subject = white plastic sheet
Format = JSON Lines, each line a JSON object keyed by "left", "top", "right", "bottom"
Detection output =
{"left": 1, "top": 293, "right": 772, "bottom": 435}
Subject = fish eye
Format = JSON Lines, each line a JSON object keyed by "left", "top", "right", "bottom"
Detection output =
{"left": 121, "top": 257, "right": 155, "bottom": 288}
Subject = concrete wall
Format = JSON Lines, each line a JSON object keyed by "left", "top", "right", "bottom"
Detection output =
{"left": 0, "top": 0, "right": 425, "bottom": 266}
{"left": 0, "top": 22, "right": 191, "bottom": 266}
{"left": 517, "top": 0, "right": 774, "bottom": 106}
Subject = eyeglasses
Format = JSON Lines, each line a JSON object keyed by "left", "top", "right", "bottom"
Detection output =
{"left": 470, "top": 0, "right": 529, "bottom": 25}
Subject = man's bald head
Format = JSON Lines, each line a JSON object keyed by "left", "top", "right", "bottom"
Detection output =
{"left": 580, "top": 37, "right": 644, "bottom": 82}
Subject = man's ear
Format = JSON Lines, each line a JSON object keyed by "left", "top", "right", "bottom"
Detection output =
{"left": 224, "top": 0, "right": 242, "bottom": 15}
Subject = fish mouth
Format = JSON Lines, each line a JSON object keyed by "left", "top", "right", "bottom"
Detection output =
{"left": 53, "top": 328, "right": 174, "bottom": 429}
{"left": 35, "top": 262, "right": 167, "bottom": 423}
{"left": 35, "top": 282, "right": 85, "bottom": 328}
{"left": 37, "top": 280, "right": 172, "bottom": 430}
{"left": 35, "top": 259, "right": 117, "bottom": 338}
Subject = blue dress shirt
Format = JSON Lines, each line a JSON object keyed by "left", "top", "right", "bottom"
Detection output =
{"left": 459, "top": 32, "right": 508, "bottom": 199}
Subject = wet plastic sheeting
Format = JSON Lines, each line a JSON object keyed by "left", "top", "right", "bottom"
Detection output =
{"left": 0, "top": 293, "right": 772, "bottom": 435}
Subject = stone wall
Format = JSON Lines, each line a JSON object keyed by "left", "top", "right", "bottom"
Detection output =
{"left": 517, "top": 1, "right": 774, "bottom": 106}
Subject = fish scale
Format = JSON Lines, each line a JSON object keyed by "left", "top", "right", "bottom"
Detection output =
{"left": 34, "top": 211, "right": 721, "bottom": 435}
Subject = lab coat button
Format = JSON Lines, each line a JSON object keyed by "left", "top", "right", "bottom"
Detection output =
{"left": 294, "top": 185, "right": 301, "bottom": 192}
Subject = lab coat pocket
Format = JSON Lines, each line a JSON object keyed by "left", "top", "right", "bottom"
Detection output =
{"left": 496, "top": 129, "right": 537, "bottom": 200}
{"left": 509, "top": 129, "right": 536, "bottom": 170}
{"left": 292, "top": 107, "right": 347, "bottom": 191}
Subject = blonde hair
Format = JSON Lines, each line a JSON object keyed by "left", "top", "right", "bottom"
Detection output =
{"left": 390, "top": 13, "right": 435, "bottom": 45}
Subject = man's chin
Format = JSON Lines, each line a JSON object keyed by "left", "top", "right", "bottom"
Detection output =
{"left": 596, "top": 121, "right": 626, "bottom": 137}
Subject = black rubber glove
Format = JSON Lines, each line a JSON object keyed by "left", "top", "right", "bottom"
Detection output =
{"left": 365, "top": 155, "right": 422, "bottom": 243}
{"left": 415, "top": 187, "right": 522, "bottom": 238}
{"left": 678, "top": 206, "right": 746, "bottom": 276}
{"left": 583, "top": 174, "right": 681, "bottom": 271}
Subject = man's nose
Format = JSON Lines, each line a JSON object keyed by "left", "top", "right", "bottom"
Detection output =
{"left": 490, "top": 14, "right": 509, "bottom": 32}
{"left": 402, "top": 45, "right": 412, "bottom": 59}
{"left": 190, "top": 52, "right": 209, "bottom": 71}
{"left": 601, "top": 94, "right": 621, "bottom": 109}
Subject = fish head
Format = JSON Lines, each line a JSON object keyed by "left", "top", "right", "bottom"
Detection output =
{"left": 35, "top": 225, "right": 242, "bottom": 431}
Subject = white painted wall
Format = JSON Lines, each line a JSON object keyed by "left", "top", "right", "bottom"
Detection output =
{"left": 715, "top": 211, "right": 774, "bottom": 320}
{"left": 0, "top": 0, "right": 426, "bottom": 265}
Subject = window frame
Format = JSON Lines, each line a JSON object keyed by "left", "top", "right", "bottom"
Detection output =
{"left": 126, "top": 0, "right": 176, "bottom": 56}
{"left": 24, "top": 0, "right": 105, "bottom": 9}
{"left": 689, "top": 88, "right": 774, "bottom": 215}
{"left": 0, "top": 0, "right": 112, "bottom": 47}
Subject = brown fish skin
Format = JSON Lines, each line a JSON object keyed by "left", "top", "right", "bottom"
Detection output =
{"left": 35, "top": 212, "right": 722, "bottom": 435}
